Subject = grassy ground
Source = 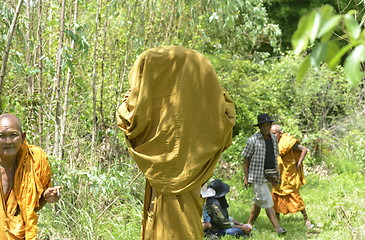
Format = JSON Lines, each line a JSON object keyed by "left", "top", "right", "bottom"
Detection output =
{"left": 36, "top": 159, "right": 365, "bottom": 240}
{"left": 215, "top": 170, "right": 365, "bottom": 240}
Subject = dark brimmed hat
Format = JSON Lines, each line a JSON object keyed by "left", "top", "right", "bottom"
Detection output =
{"left": 254, "top": 113, "right": 275, "bottom": 126}
{"left": 207, "top": 179, "right": 230, "bottom": 198}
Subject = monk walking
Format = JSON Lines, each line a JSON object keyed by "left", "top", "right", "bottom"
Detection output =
{"left": 271, "top": 124, "right": 313, "bottom": 228}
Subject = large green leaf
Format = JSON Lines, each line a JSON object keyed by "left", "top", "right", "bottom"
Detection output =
{"left": 308, "top": 11, "right": 321, "bottom": 44}
{"left": 297, "top": 56, "right": 310, "bottom": 82}
{"left": 310, "top": 42, "right": 328, "bottom": 71}
{"left": 324, "top": 41, "right": 340, "bottom": 69}
{"left": 317, "top": 15, "right": 341, "bottom": 40}
{"left": 344, "top": 44, "right": 365, "bottom": 88}
{"left": 328, "top": 43, "right": 356, "bottom": 69}
{"left": 292, "top": 14, "right": 310, "bottom": 55}
{"left": 344, "top": 14, "right": 361, "bottom": 41}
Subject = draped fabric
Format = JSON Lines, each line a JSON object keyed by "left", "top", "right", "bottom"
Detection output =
{"left": 0, "top": 140, "right": 52, "bottom": 239}
{"left": 117, "top": 46, "right": 235, "bottom": 239}
{"left": 272, "top": 133, "right": 306, "bottom": 214}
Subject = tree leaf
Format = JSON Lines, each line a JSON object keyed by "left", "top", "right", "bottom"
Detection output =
{"left": 310, "top": 42, "right": 328, "bottom": 71}
{"left": 317, "top": 15, "right": 341, "bottom": 40}
{"left": 344, "top": 14, "right": 361, "bottom": 41}
{"left": 344, "top": 44, "right": 365, "bottom": 88}
{"left": 292, "top": 14, "right": 310, "bottom": 55}
{"left": 328, "top": 43, "right": 356, "bottom": 69}
{"left": 324, "top": 41, "right": 340, "bottom": 69}
{"left": 297, "top": 56, "right": 310, "bottom": 82}
{"left": 308, "top": 11, "right": 321, "bottom": 44}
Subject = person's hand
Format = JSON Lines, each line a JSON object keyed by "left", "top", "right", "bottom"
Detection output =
{"left": 238, "top": 223, "right": 253, "bottom": 234}
{"left": 43, "top": 186, "right": 61, "bottom": 203}
{"left": 202, "top": 221, "right": 212, "bottom": 230}
{"left": 244, "top": 177, "right": 248, "bottom": 190}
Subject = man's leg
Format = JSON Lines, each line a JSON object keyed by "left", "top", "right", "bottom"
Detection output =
{"left": 276, "top": 211, "right": 280, "bottom": 221}
{"left": 301, "top": 208, "right": 312, "bottom": 226}
{"left": 248, "top": 203, "right": 261, "bottom": 226}
{"left": 265, "top": 207, "right": 281, "bottom": 231}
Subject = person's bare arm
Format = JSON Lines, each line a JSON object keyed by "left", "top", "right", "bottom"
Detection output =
{"left": 243, "top": 157, "right": 250, "bottom": 189}
{"left": 293, "top": 143, "right": 308, "bottom": 169}
{"left": 35, "top": 186, "right": 61, "bottom": 212}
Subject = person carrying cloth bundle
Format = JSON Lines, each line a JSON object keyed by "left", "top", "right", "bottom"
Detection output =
{"left": 0, "top": 113, "right": 61, "bottom": 239}
{"left": 116, "top": 46, "right": 236, "bottom": 239}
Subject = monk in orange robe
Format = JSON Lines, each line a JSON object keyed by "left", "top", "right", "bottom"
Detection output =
{"left": 117, "top": 46, "right": 235, "bottom": 239}
{"left": 271, "top": 124, "right": 312, "bottom": 228}
{"left": 0, "top": 113, "right": 61, "bottom": 239}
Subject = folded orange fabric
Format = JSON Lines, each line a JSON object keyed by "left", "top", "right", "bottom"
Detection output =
{"left": 272, "top": 190, "right": 305, "bottom": 214}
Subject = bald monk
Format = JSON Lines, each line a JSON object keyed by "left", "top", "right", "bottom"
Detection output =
{"left": 0, "top": 113, "right": 61, "bottom": 239}
{"left": 271, "top": 124, "right": 312, "bottom": 228}
{"left": 117, "top": 46, "right": 235, "bottom": 239}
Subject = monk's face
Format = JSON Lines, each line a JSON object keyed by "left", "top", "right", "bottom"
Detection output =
{"left": 259, "top": 122, "right": 272, "bottom": 137}
{"left": 271, "top": 126, "right": 282, "bottom": 141}
{"left": 0, "top": 116, "right": 25, "bottom": 159}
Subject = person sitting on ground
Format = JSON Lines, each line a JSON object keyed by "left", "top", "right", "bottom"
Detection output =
{"left": 205, "top": 179, "right": 253, "bottom": 238}
{"left": 0, "top": 113, "right": 61, "bottom": 240}
{"left": 271, "top": 124, "right": 313, "bottom": 228}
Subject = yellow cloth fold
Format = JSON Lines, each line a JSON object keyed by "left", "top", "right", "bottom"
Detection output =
{"left": 117, "top": 46, "right": 235, "bottom": 239}
{"left": 272, "top": 133, "right": 306, "bottom": 214}
{"left": 1, "top": 140, "right": 52, "bottom": 240}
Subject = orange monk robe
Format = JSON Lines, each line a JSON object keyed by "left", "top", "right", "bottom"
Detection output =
{"left": 117, "top": 46, "right": 236, "bottom": 239}
{"left": 0, "top": 140, "right": 52, "bottom": 240}
{"left": 272, "top": 133, "right": 306, "bottom": 214}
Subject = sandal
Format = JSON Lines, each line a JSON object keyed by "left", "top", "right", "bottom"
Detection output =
{"left": 277, "top": 227, "right": 287, "bottom": 235}
{"left": 306, "top": 224, "right": 314, "bottom": 229}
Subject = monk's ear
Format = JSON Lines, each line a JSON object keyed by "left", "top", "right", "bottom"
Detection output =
{"left": 21, "top": 131, "right": 26, "bottom": 143}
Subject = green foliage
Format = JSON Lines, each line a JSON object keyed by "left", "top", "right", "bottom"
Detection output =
{"left": 215, "top": 51, "right": 357, "bottom": 163}
{"left": 292, "top": 4, "right": 365, "bottom": 88}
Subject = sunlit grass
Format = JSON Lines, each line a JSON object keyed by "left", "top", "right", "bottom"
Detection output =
{"left": 36, "top": 156, "right": 365, "bottom": 239}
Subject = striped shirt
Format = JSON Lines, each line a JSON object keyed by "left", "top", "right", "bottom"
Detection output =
{"left": 241, "top": 132, "right": 280, "bottom": 184}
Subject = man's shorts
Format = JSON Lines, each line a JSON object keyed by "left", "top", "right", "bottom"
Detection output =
{"left": 251, "top": 182, "right": 274, "bottom": 209}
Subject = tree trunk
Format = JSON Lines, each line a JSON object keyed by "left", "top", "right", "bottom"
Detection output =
{"left": 37, "top": 0, "right": 44, "bottom": 147}
{"left": 91, "top": 0, "right": 101, "bottom": 162}
{"left": 54, "top": 0, "right": 66, "bottom": 158}
{"left": 109, "top": 0, "right": 139, "bottom": 160}
{"left": 0, "top": 0, "right": 24, "bottom": 112}
{"left": 99, "top": 0, "right": 108, "bottom": 132}
{"left": 60, "top": 0, "right": 79, "bottom": 160}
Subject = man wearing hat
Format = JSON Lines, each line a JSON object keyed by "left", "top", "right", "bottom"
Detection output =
{"left": 205, "top": 179, "right": 253, "bottom": 238}
{"left": 241, "top": 113, "right": 287, "bottom": 235}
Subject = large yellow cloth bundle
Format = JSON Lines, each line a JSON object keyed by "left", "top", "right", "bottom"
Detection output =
{"left": 117, "top": 46, "right": 235, "bottom": 239}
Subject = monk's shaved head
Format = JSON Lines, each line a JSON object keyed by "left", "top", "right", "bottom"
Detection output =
{"left": 271, "top": 124, "right": 281, "bottom": 133}
{"left": 0, "top": 113, "right": 23, "bottom": 132}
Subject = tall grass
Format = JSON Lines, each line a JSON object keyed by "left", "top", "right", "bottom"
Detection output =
{"left": 37, "top": 158, "right": 144, "bottom": 240}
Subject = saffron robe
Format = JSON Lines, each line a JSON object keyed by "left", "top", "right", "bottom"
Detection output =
{"left": 117, "top": 46, "right": 235, "bottom": 239}
{"left": 0, "top": 141, "right": 52, "bottom": 239}
{"left": 272, "top": 133, "right": 306, "bottom": 214}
